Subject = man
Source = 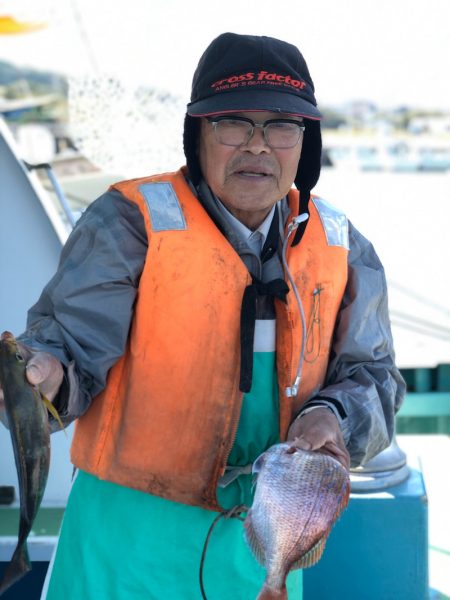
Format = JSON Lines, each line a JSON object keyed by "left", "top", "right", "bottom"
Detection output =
{"left": 1, "top": 33, "right": 405, "bottom": 599}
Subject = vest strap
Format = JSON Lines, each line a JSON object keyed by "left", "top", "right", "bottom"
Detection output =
{"left": 239, "top": 276, "right": 289, "bottom": 392}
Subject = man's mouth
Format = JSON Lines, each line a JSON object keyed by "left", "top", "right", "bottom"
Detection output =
{"left": 234, "top": 169, "right": 273, "bottom": 177}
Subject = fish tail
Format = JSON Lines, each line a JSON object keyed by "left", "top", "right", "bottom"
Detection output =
{"left": 256, "top": 583, "right": 288, "bottom": 600}
{"left": 0, "top": 543, "right": 31, "bottom": 595}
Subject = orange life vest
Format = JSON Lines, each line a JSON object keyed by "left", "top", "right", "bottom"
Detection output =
{"left": 71, "top": 168, "right": 348, "bottom": 510}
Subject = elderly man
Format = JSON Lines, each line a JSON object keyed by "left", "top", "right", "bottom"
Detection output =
{"left": 1, "top": 33, "right": 404, "bottom": 599}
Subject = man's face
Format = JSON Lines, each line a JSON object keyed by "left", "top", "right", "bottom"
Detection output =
{"left": 198, "top": 111, "right": 303, "bottom": 230}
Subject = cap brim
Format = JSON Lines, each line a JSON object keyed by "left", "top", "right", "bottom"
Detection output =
{"left": 187, "top": 90, "right": 322, "bottom": 120}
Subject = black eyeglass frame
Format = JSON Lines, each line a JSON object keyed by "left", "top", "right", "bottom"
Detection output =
{"left": 206, "top": 115, "right": 306, "bottom": 149}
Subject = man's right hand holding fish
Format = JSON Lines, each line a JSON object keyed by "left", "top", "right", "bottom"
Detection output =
{"left": 0, "top": 343, "right": 63, "bottom": 423}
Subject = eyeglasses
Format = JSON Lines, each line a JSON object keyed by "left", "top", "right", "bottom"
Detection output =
{"left": 207, "top": 116, "right": 306, "bottom": 149}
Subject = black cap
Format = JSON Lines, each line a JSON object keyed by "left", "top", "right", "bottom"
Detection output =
{"left": 187, "top": 33, "right": 321, "bottom": 120}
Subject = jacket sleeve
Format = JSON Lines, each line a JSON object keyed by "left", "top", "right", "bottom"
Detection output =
{"left": 17, "top": 189, "right": 148, "bottom": 428}
{"left": 300, "top": 221, "right": 406, "bottom": 467}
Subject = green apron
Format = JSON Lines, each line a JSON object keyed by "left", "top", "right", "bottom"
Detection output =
{"left": 44, "top": 353, "right": 302, "bottom": 599}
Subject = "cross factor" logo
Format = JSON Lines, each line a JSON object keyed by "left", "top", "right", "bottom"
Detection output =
{"left": 211, "top": 71, "right": 307, "bottom": 91}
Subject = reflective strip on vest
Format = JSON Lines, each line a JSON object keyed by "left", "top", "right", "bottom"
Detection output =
{"left": 139, "top": 182, "right": 187, "bottom": 231}
{"left": 312, "top": 197, "right": 349, "bottom": 249}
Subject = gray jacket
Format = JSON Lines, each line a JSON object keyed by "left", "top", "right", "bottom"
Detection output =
{"left": 18, "top": 180, "right": 405, "bottom": 467}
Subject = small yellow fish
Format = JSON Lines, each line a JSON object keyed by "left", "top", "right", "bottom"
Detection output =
{"left": 244, "top": 443, "right": 350, "bottom": 600}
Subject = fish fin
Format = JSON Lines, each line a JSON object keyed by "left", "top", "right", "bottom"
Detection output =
{"left": 41, "top": 394, "right": 66, "bottom": 435}
{"left": 0, "top": 543, "right": 31, "bottom": 594}
{"left": 252, "top": 450, "right": 268, "bottom": 475}
{"left": 244, "top": 511, "right": 266, "bottom": 566}
{"left": 293, "top": 535, "right": 328, "bottom": 570}
{"left": 339, "top": 480, "right": 351, "bottom": 514}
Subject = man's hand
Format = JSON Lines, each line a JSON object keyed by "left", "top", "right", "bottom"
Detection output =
{"left": 0, "top": 344, "right": 64, "bottom": 410}
{"left": 287, "top": 407, "right": 350, "bottom": 470}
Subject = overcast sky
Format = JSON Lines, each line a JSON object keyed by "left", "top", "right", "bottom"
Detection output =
{"left": 1, "top": 0, "right": 449, "bottom": 110}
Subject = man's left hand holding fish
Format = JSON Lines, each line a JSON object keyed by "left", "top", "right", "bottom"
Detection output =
{"left": 287, "top": 407, "right": 351, "bottom": 471}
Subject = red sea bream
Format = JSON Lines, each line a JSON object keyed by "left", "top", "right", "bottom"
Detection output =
{"left": 244, "top": 443, "right": 350, "bottom": 600}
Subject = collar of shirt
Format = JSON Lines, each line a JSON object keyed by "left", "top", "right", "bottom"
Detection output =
{"left": 212, "top": 197, "right": 277, "bottom": 256}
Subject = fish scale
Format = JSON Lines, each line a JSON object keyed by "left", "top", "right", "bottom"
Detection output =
{"left": 244, "top": 443, "right": 350, "bottom": 600}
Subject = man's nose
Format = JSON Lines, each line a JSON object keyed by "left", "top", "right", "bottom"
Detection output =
{"left": 242, "top": 125, "right": 271, "bottom": 154}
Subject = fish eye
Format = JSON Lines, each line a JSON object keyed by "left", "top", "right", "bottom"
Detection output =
{"left": 15, "top": 352, "right": 25, "bottom": 362}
